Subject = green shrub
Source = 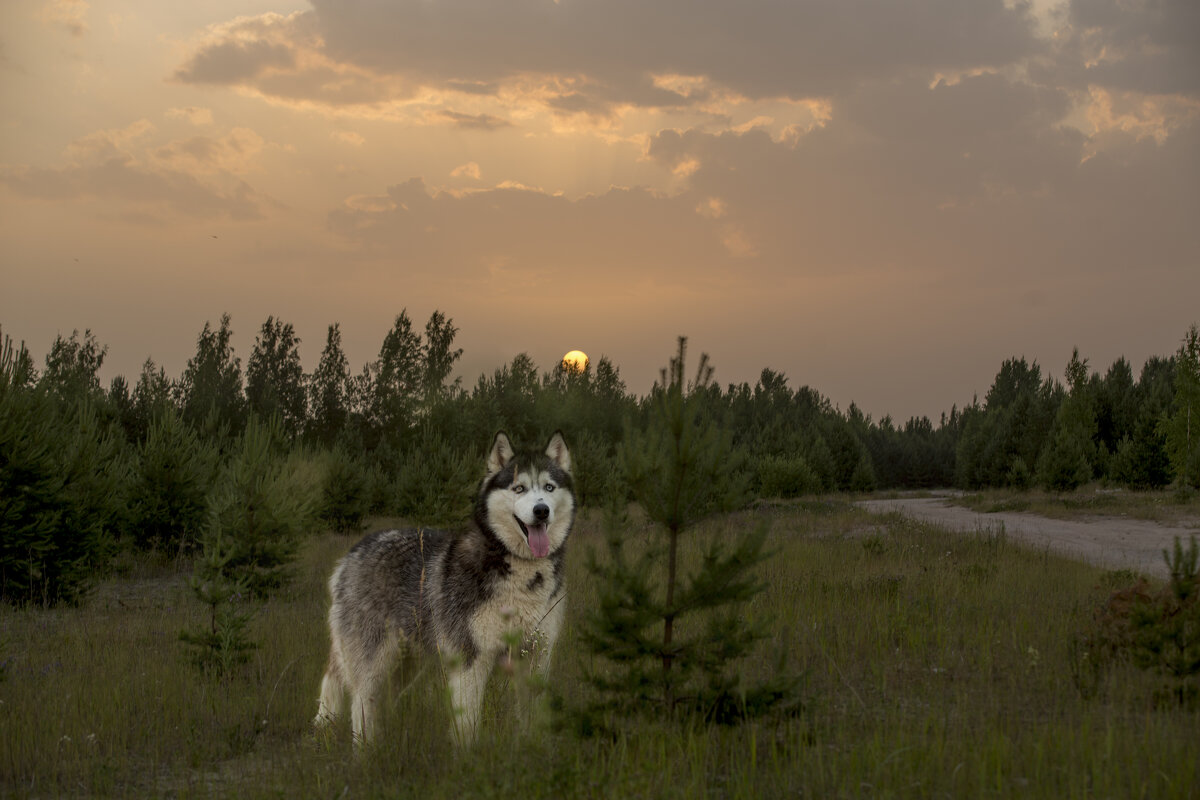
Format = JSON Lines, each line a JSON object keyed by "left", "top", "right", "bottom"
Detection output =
{"left": 1036, "top": 425, "right": 1092, "bottom": 491}
{"left": 392, "top": 427, "right": 476, "bottom": 527}
{"left": 1005, "top": 456, "right": 1032, "bottom": 489}
{"left": 848, "top": 453, "right": 877, "bottom": 492}
{"left": 1077, "top": 536, "right": 1200, "bottom": 705}
{"left": 569, "top": 429, "right": 624, "bottom": 509}
{"left": 1109, "top": 429, "right": 1172, "bottom": 489}
{"left": 319, "top": 444, "right": 371, "bottom": 534}
{"left": 754, "top": 453, "right": 820, "bottom": 498}
{"left": 804, "top": 435, "right": 836, "bottom": 492}
{"left": 205, "top": 416, "right": 318, "bottom": 597}
{"left": 128, "top": 404, "right": 218, "bottom": 554}
{"left": 1, "top": 336, "right": 126, "bottom": 605}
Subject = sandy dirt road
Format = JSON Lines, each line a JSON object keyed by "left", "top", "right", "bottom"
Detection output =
{"left": 856, "top": 496, "right": 1199, "bottom": 579}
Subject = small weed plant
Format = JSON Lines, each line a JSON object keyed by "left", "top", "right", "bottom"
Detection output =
{"left": 1076, "top": 536, "right": 1200, "bottom": 706}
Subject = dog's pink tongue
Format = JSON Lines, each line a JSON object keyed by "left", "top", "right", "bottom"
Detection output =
{"left": 527, "top": 524, "right": 550, "bottom": 558}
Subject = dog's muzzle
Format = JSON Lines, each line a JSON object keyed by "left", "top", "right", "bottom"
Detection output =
{"left": 515, "top": 503, "right": 551, "bottom": 558}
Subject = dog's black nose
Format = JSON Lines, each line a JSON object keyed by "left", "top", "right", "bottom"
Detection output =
{"left": 533, "top": 503, "right": 550, "bottom": 521}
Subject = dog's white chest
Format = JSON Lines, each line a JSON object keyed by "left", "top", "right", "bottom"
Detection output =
{"left": 470, "top": 558, "right": 558, "bottom": 649}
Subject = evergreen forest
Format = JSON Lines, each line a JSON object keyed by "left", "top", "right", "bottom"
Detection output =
{"left": 2, "top": 312, "right": 1198, "bottom": 607}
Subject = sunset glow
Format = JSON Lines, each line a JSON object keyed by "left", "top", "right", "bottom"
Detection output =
{"left": 562, "top": 350, "right": 589, "bottom": 373}
{"left": 2, "top": 0, "right": 1197, "bottom": 420}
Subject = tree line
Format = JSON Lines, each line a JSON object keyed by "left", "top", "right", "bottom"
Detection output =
{"left": 1, "top": 313, "right": 1198, "bottom": 606}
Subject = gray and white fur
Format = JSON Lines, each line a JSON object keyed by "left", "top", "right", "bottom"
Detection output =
{"left": 314, "top": 431, "right": 574, "bottom": 745}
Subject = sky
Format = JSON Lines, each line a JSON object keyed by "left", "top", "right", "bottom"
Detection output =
{"left": 2, "top": 0, "right": 1198, "bottom": 423}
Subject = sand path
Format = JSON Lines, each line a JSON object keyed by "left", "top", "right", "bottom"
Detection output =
{"left": 856, "top": 496, "right": 1199, "bottom": 579}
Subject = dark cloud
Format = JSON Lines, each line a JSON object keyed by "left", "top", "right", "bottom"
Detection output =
{"left": 833, "top": 74, "right": 1081, "bottom": 199}
{"left": 171, "top": 14, "right": 418, "bottom": 108}
{"left": 647, "top": 72, "right": 1084, "bottom": 229}
{"left": 1070, "top": 0, "right": 1200, "bottom": 55}
{"left": 328, "top": 66, "right": 1196, "bottom": 295}
{"left": 1039, "top": 0, "right": 1200, "bottom": 98}
{"left": 174, "top": 1, "right": 1041, "bottom": 116}
{"left": 443, "top": 79, "right": 500, "bottom": 95}
{"left": 0, "top": 158, "right": 267, "bottom": 221}
{"left": 171, "top": 0, "right": 1197, "bottom": 132}
{"left": 310, "top": 0, "right": 1039, "bottom": 100}
{"left": 173, "top": 39, "right": 295, "bottom": 84}
{"left": 155, "top": 137, "right": 220, "bottom": 163}
{"left": 327, "top": 178, "right": 722, "bottom": 282}
{"left": 435, "top": 110, "right": 512, "bottom": 130}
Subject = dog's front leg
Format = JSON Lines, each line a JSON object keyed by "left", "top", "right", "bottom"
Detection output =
{"left": 350, "top": 678, "right": 383, "bottom": 746}
{"left": 534, "top": 593, "right": 567, "bottom": 681}
{"left": 447, "top": 655, "right": 490, "bottom": 746}
{"left": 519, "top": 596, "right": 566, "bottom": 728}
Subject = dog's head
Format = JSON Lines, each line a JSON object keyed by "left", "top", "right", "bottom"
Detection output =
{"left": 478, "top": 431, "right": 574, "bottom": 560}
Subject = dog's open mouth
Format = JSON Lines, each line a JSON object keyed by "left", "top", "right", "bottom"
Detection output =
{"left": 514, "top": 516, "right": 551, "bottom": 558}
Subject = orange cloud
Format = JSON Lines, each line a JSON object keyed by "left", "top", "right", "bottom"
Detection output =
{"left": 151, "top": 128, "right": 265, "bottom": 176}
{"left": 39, "top": 0, "right": 89, "bottom": 37}
{"left": 166, "top": 107, "right": 214, "bottom": 126}
{"left": 1083, "top": 87, "right": 1200, "bottom": 147}
{"left": 330, "top": 130, "right": 365, "bottom": 146}
{"left": 1, "top": 120, "right": 272, "bottom": 221}
{"left": 451, "top": 162, "right": 482, "bottom": 180}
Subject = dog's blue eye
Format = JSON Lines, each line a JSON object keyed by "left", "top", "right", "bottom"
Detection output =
{"left": 544, "top": 484, "right": 555, "bottom": 492}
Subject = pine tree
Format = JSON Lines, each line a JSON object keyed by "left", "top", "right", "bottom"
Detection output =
{"left": 1037, "top": 348, "right": 1097, "bottom": 490}
{"left": 129, "top": 404, "right": 219, "bottom": 553}
{"left": 130, "top": 358, "right": 174, "bottom": 441}
{"left": 375, "top": 311, "right": 424, "bottom": 436}
{"left": 580, "top": 337, "right": 797, "bottom": 725}
{"left": 1162, "top": 324, "right": 1200, "bottom": 490}
{"left": 246, "top": 316, "right": 306, "bottom": 438}
{"left": 108, "top": 374, "right": 137, "bottom": 439}
{"left": 0, "top": 326, "right": 36, "bottom": 387}
{"left": 318, "top": 443, "right": 371, "bottom": 534}
{"left": 1095, "top": 357, "right": 1137, "bottom": 465}
{"left": 1, "top": 332, "right": 124, "bottom": 605}
{"left": 205, "top": 416, "right": 317, "bottom": 596}
{"left": 392, "top": 424, "right": 475, "bottom": 525}
{"left": 805, "top": 433, "right": 836, "bottom": 491}
{"left": 176, "top": 314, "right": 245, "bottom": 438}
{"left": 1, "top": 335, "right": 68, "bottom": 605}
{"left": 307, "top": 323, "right": 352, "bottom": 446}
{"left": 40, "top": 329, "right": 107, "bottom": 401}
{"left": 955, "top": 358, "right": 1058, "bottom": 488}
{"left": 421, "top": 310, "right": 463, "bottom": 403}
{"left": 179, "top": 521, "right": 257, "bottom": 677}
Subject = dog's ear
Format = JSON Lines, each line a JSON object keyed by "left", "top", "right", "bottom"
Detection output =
{"left": 544, "top": 431, "right": 571, "bottom": 474}
{"left": 487, "top": 431, "right": 514, "bottom": 474}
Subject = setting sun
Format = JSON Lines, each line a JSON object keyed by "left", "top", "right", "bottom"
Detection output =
{"left": 562, "top": 350, "right": 589, "bottom": 372}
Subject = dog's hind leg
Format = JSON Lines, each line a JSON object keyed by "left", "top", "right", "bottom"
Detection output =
{"left": 346, "top": 635, "right": 398, "bottom": 747}
{"left": 349, "top": 678, "right": 382, "bottom": 746}
{"left": 314, "top": 646, "right": 347, "bottom": 729}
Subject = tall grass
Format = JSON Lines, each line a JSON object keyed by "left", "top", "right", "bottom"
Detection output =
{"left": 2, "top": 502, "right": 1197, "bottom": 798}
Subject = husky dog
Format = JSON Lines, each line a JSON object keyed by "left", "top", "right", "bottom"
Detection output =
{"left": 314, "top": 431, "right": 573, "bottom": 745}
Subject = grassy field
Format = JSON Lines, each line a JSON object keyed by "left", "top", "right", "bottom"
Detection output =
{"left": 2, "top": 500, "right": 1197, "bottom": 798}
{"left": 948, "top": 487, "right": 1200, "bottom": 527}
